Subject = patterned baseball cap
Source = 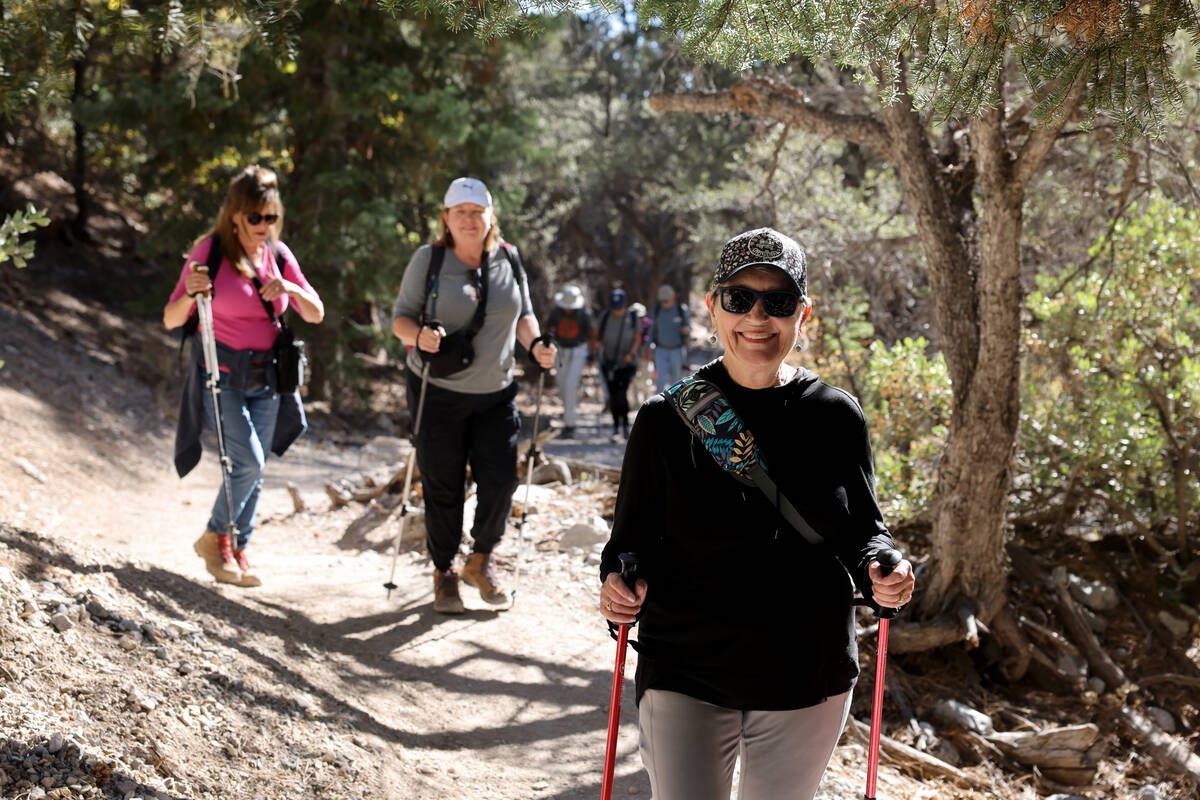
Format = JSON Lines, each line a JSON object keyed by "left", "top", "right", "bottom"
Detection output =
{"left": 714, "top": 228, "right": 807, "bottom": 296}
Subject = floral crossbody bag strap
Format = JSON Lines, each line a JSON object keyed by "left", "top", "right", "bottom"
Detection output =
{"left": 663, "top": 374, "right": 825, "bottom": 546}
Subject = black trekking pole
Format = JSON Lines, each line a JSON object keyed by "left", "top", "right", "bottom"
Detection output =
{"left": 601, "top": 552, "right": 638, "bottom": 800}
{"left": 510, "top": 333, "right": 553, "bottom": 605}
{"left": 383, "top": 323, "right": 438, "bottom": 598}
{"left": 864, "top": 548, "right": 903, "bottom": 800}
{"left": 194, "top": 284, "right": 238, "bottom": 545}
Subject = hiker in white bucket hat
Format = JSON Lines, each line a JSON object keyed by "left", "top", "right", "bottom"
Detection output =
{"left": 546, "top": 283, "right": 593, "bottom": 439}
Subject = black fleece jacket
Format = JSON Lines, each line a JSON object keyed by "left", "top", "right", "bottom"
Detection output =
{"left": 600, "top": 359, "right": 896, "bottom": 711}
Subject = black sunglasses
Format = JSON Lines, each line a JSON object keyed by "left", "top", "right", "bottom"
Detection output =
{"left": 715, "top": 286, "right": 801, "bottom": 317}
{"left": 245, "top": 212, "right": 279, "bottom": 226}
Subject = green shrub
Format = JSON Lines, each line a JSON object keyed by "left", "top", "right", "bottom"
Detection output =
{"left": 1020, "top": 195, "right": 1200, "bottom": 555}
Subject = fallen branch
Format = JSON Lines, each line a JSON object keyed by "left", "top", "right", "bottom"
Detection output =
{"left": 285, "top": 482, "right": 307, "bottom": 513}
{"left": 1141, "top": 673, "right": 1200, "bottom": 689}
{"left": 1008, "top": 545, "right": 1129, "bottom": 691}
{"left": 843, "top": 716, "right": 987, "bottom": 789}
{"left": 1117, "top": 706, "right": 1200, "bottom": 780}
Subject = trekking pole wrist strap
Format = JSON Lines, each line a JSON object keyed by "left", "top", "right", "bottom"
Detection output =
{"left": 527, "top": 333, "right": 553, "bottom": 364}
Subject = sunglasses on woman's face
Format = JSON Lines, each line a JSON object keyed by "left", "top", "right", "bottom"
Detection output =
{"left": 245, "top": 212, "right": 279, "bottom": 226}
{"left": 715, "top": 286, "right": 801, "bottom": 317}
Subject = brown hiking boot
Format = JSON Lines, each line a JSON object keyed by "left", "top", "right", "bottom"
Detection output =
{"left": 233, "top": 549, "right": 263, "bottom": 588}
{"left": 433, "top": 568, "right": 466, "bottom": 614}
{"left": 193, "top": 531, "right": 243, "bottom": 585}
{"left": 461, "top": 552, "right": 511, "bottom": 606}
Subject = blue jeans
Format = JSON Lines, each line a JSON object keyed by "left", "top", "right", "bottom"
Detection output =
{"left": 201, "top": 375, "right": 279, "bottom": 550}
{"left": 654, "top": 346, "right": 687, "bottom": 392}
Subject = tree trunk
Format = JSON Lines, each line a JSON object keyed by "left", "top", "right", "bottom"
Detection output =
{"left": 70, "top": 57, "right": 91, "bottom": 241}
{"left": 916, "top": 104, "right": 1023, "bottom": 620}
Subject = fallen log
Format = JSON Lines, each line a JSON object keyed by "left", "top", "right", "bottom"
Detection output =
{"left": 554, "top": 457, "right": 622, "bottom": 484}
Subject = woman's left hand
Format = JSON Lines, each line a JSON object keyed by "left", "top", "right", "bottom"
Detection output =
{"left": 869, "top": 557, "right": 916, "bottom": 609}
{"left": 259, "top": 278, "right": 298, "bottom": 303}
{"left": 532, "top": 341, "right": 557, "bottom": 369}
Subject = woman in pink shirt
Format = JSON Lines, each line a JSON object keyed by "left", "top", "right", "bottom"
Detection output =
{"left": 164, "top": 166, "right": 324, "bottom": 587}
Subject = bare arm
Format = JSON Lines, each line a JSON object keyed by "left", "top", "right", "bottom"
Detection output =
{"left": 163, "top": 262, "right": 211, "bottom": 330}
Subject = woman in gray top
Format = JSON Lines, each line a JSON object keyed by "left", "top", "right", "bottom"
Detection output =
{"left": 392, "top": 177, "right": 556, "bottom": 613}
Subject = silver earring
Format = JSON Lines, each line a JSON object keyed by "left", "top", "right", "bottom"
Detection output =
{"left": 708, "top": 333, "right": 718, "bottom": 344}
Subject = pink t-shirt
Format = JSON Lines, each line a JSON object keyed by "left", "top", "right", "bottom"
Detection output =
{"left": 170, "top": 237, "right": 315, "bottom": 352}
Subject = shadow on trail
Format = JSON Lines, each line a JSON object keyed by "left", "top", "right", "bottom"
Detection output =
{"left": 0, "top": 524, "right": 623, "bottom": 760}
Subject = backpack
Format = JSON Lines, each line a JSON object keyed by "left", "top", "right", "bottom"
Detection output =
{"left": 597, "top": 306, "right": 641, "bottom": 360}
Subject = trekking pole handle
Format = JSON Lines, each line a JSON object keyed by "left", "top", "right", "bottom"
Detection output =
{"left": 875, "top": 548, "right": 903, "bottom": 620}
{"left": 876, "top": 548, "right": 902, "bottom": 576}
{"left": 528, "top": 332, "right": 555, "bottom": 367}
{"left": 618, "top": 552, "right": 638, "bottom": 592}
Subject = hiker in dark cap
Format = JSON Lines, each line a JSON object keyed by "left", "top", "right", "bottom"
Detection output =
{"left": 598, "top": 227, "right": 915, "bottom": 800}
{"left": 590, "top": 286, "right": 642, "bottom": 439}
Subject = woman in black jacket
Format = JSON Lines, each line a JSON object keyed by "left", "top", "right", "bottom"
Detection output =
{"left": 598, "top": 227, "right": 915, "bottom": 800}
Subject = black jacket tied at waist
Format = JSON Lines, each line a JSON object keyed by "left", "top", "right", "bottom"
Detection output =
{"left": 173, "top": 337, "right": 307, "bottom": 478}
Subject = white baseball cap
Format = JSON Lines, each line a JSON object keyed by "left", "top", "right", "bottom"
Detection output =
{"left": 443, "top": 177, "right": 493, "bottom": 209}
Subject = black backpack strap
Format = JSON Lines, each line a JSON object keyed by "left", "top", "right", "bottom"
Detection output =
{"left": 248, "top": 239, "right": 290, "bottom": 335}
{"left": 461, "top": 246, "right": 490, "bottom": 338}
{"left": 421, "top": 245, "right": 447, "bottom": 325}
{"left": 179, "top": 234, "right": 226, "bottom": 352}
{"left": 664, "top": 376, "right": 825, "bottom": 546}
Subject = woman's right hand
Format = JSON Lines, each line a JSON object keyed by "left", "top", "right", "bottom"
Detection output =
{"left": 184, "top": 263, "right": 213, "bottom": 298}
{"left": 600, "top": 571, "right": 647, "bottom": 624}
{"left": 416, "top": 324, "right": 445, "bottom": 353}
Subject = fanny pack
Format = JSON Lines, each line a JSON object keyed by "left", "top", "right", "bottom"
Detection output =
{"left": 663, "top": 374, "right": 825, "bottom": 546}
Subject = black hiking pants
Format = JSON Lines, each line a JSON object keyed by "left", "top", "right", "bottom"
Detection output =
{"left": 603, "top": 361, "right": 637, "bottom": 426}
{"left": 405, "top": 373, "right": 520, "bottom": 572}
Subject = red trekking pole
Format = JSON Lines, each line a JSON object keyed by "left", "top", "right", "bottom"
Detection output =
{"left": 601, "top": 552, "right": 639, "bottom": 800}
{"left": 865, "top": 548, "right": 903, "bottom": 800}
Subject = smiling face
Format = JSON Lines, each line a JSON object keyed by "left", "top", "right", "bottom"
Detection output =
{"left": 708, "top": 266, "right": 810, "bottom": 384}
{"left": 442, "top": 202, "right": 492, "bottom": 249}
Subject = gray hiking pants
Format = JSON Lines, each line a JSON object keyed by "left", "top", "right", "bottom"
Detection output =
{"left": 638, "top": 689, "right": 852, "bottom": 800}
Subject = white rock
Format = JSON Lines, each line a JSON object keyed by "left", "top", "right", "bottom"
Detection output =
{"left": 931, "top": 699, "right": 994, "bottom": 736}
{"left": 1145, "top": 706, "right": 1176, "bottom": 733}
{"left": 1066, "top": 574, "right": 1120, "bottom": 612}
{"left": 51, "top": 612, "right": 75, "bottom": 632}
{"left": 560, "top": 523, "right": 608, "bottom": 549}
